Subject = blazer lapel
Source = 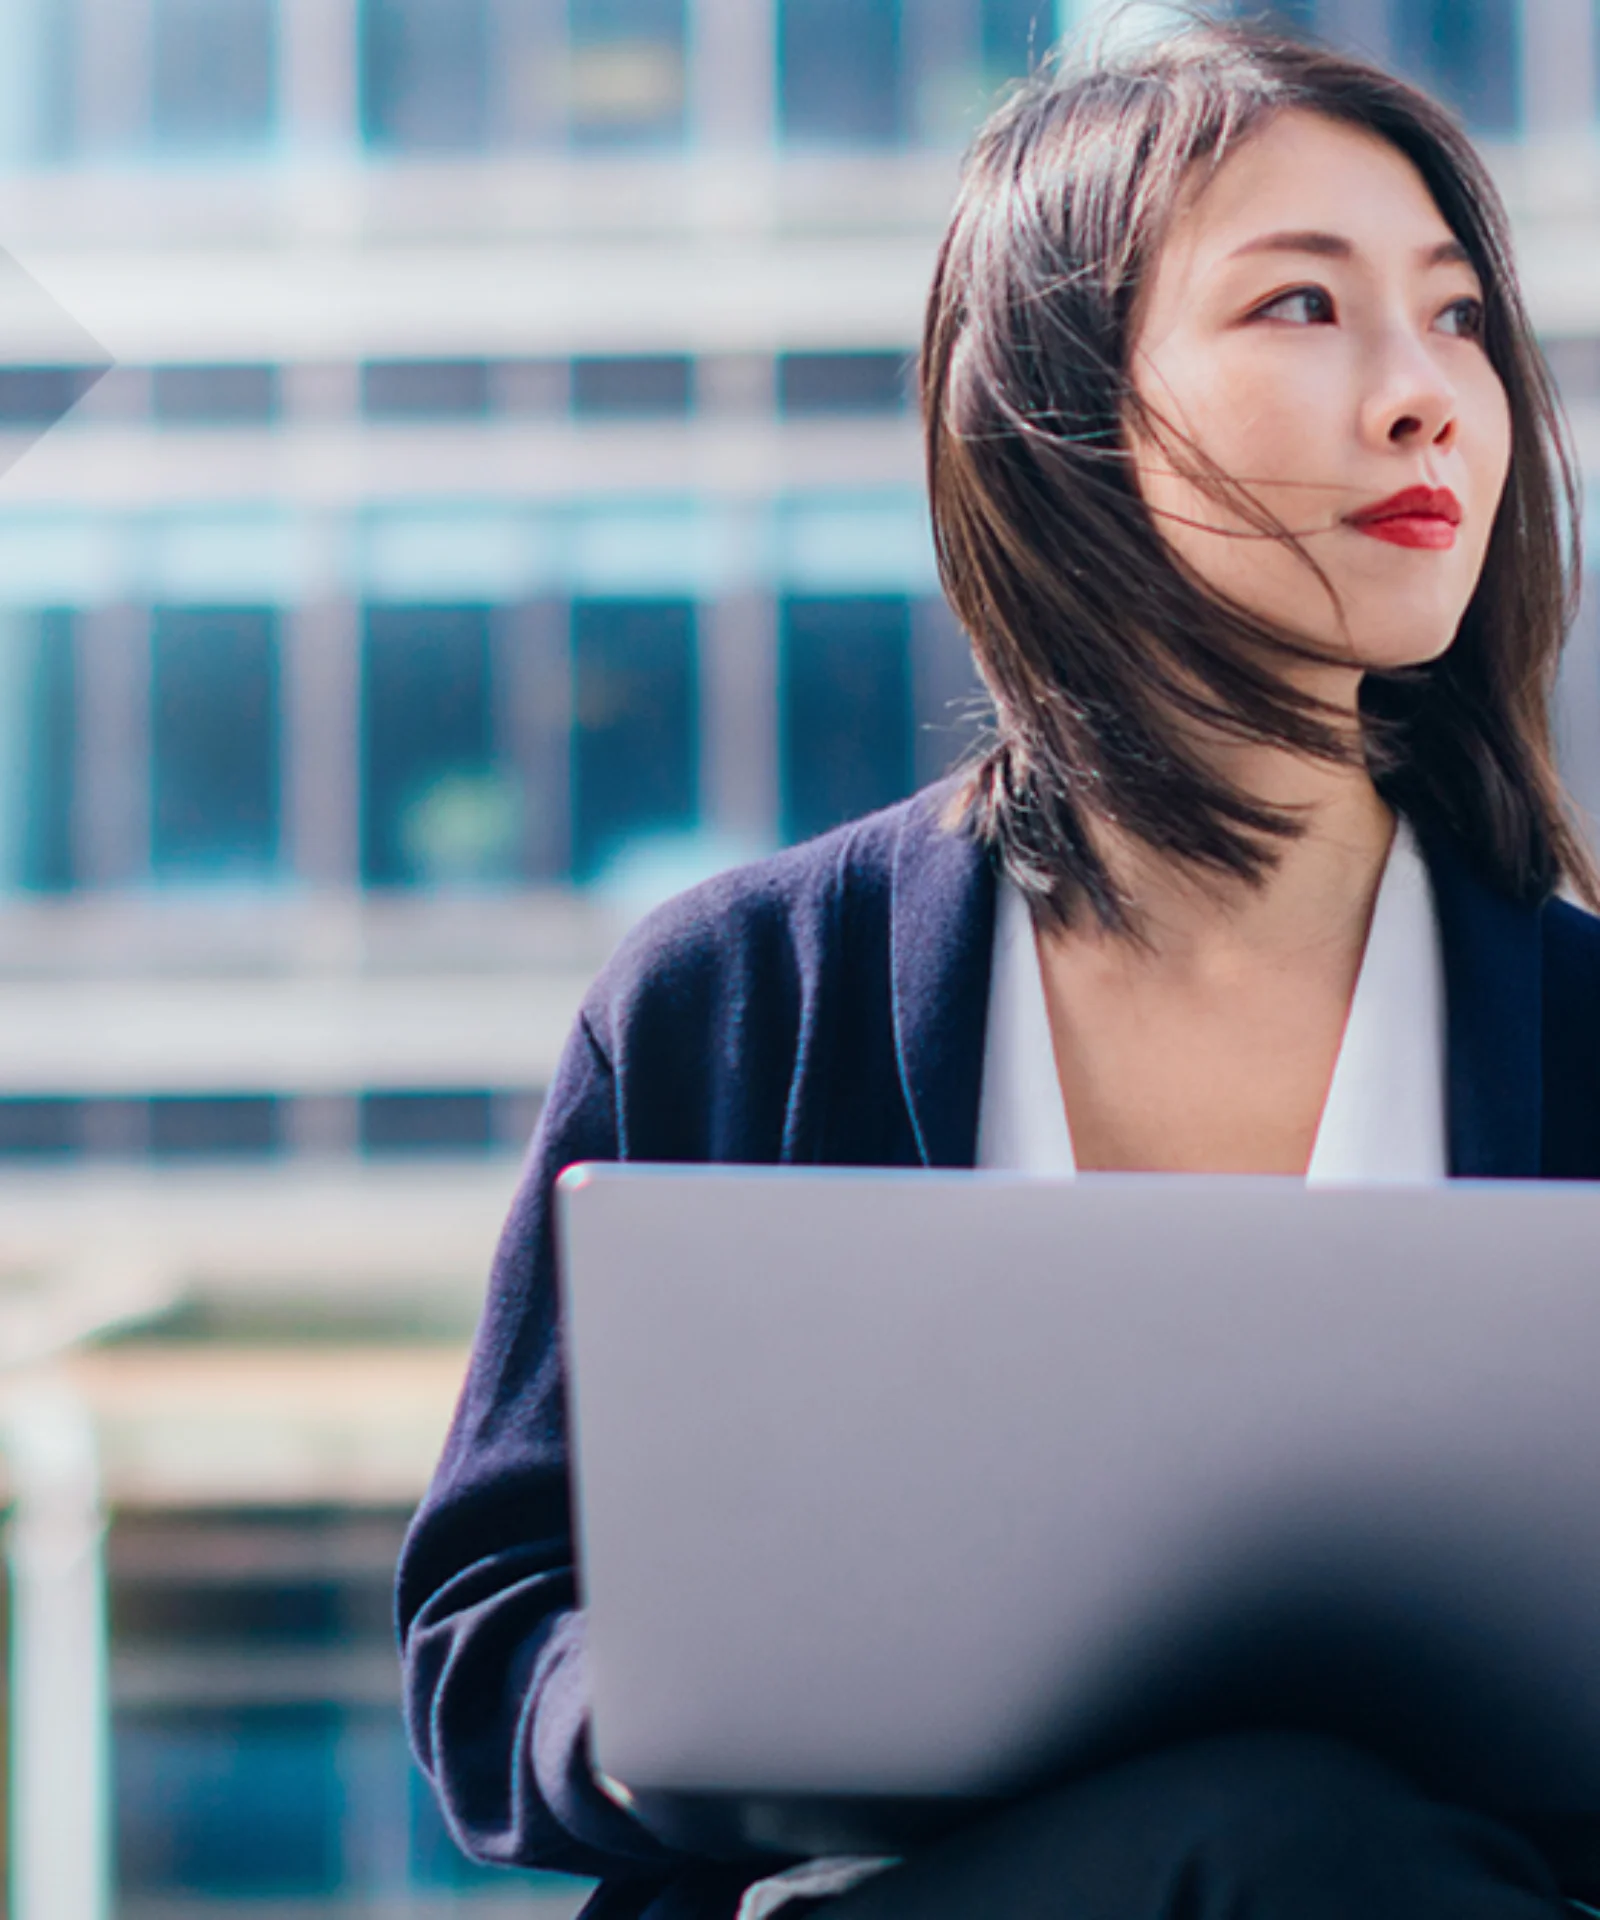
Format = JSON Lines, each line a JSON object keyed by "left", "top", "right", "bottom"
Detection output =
{"left": 1421, "top": 829, "right": 1544, "bottom": 1178}
{"left": 884, "top": 799, "right": 1546, "bottom": 1177}
{"left": 889, "top": 787, "right": 996, "bottom": 1168}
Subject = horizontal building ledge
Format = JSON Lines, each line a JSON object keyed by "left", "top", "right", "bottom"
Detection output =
{"left": 0, "top": 971, "right": 589, "bottom": 1095}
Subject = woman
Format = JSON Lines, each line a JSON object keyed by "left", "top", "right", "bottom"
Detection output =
{"left": 398, "top": 19, "right": 1600, "bottom": 1920}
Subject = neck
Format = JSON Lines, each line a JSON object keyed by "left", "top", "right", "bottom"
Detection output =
{"left": 1089, "top": 699, "right": 1395, "bottom": 975}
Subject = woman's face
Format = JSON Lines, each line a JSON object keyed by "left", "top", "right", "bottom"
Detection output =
{"left": 1127, "top": 109, "right": 1512, "bottom": 679}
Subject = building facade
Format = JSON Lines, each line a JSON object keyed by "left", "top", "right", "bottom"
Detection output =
{"left": 0, "top": 2, "right": 1596, "bottom": 1916}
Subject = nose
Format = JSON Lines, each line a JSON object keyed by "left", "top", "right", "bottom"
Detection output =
{"left": 1362, "top": 334, "right": 1457, "bottom": 453}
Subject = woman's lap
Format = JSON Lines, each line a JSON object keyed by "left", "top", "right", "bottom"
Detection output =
{"left": 814, "top": 1732, "right": 1567, "bottom": 1920}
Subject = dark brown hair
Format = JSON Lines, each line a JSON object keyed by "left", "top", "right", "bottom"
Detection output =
{"left": 923, "top": 13, "right": 1597, "bottom": 927}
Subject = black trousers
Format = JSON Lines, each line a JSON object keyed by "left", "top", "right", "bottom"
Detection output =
{"left": 811, "top": 1733, "right": 1572, "bottom": 1920}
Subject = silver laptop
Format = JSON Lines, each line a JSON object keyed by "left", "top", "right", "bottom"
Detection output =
{"left": 557, "top": 1165, "right": 1600, "bottom": 1856}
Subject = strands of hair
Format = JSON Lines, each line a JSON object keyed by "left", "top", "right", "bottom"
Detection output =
{"left": 922, "top": 11, "right": 1596, "bottom": 932}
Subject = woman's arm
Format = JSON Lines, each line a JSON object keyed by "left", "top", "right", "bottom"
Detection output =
{"left": 395, "top": 822, "right": 902, "bottom": 1888}
{"left": 397, "top": 1010, "right": 684, "bottom": 1879}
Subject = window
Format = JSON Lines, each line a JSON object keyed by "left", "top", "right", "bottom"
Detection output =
{"left": 150, "top": 0, "right": 276, "bottom": 146}
{"left": 119, "top": 1706, "right": 343, "bottom": 1897}
{"left": 359, "top": 1090, "right": 496, "bottom": 1155}
{"left": 0, "top": 609, "right": 75, "bottom": 892}
{"left": 1393, "top": 0, "right": 1518, "bottom": 134}
{"left": 911, "top": 597, "right": 989, "bottom": 788}
{"left": 0, "top": 1098, "right": 83, "bottom": 1158}
{"left": 111, "top": 1511, "right": 575, "bottom": 1905}
{"left": 361, "top": 0, "right": 490, "bottom": 149}
{"left": 780, "top": 596, "right": 913, "bottom": 844}
{"left": 362, "top": 606, "right": 516, "bottom": 887}
{"left": 148, "top": 1096, "right": 282, "bottom": 1159}
{"left": 150, "top": 608, "right": 280, "bottom": 882}
{"left": 778, "top": 352, "right": 909, "bottom": 416}
{"left": 568, "top": 0, "right": 687, "bottom": 144}
{"left": 780, "top": 0, "right": 902, "bottom": 144}
{"left": 152, "top": 365, "right": 279, "bottom": 425}
{"left": 981, "top": 0, "right": 1053, "bottom": 86}
{"left": 571, "top": 355, "right": 693, "bottom": 417}
{"left": 361, "top": 360, "right": 491, "bottom": 419}
{"left": 0, "top": 367, "right": 99, "bottom": 431}
{"left": 571, "top": 600, "right": 697, "bottom": 881}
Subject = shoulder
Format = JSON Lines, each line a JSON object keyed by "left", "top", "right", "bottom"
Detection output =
{"left": 1540, "top": 893, "right": 1600, "bottom": 1178}
{"left": 1544, "top": 890, "right": 1598, "bottom": 1013}
{"left": 1542, "top": 893, "right": 1600, "bottom": 1037}
{"left": 1544, "top": 892, "right": 1600, "bottom": 967}
{"left": 580, "top": 785, "right": 959, "bottom": 1056}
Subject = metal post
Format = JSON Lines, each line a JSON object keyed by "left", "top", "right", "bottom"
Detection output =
{"left": 284, "top": 594, "right": 362, "bottom": 890}
{"left": 688, "top": 0, "right": 776, "bottom": 148}
{"left": 279, "top": 0, "right": 361, "bottom": 154}
{"left": 72, "top": 0, "right": 150, "bottom": 151}
{"left": 700, "top": 590, "right": 780, "bottom": 854}
{"left": 496, "top": 598, "right": 574, "bottom": 883}
{"left": 5, "top": 1378, "right": 109, "bottom": 1920}
{"left": 0, "top": 0, "right": 52, "bottom": 161}
{"left": 73, "top": 604, "right": 150, "bottom": 892}
{"left": 1522, "top": 0, "right": 1596, "bottom": 137}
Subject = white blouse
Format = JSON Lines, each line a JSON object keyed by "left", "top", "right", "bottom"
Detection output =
{"left": 976, "top": 817, "right": 1449, "bottom": 1182}
{"left": 736, "top": 821, "right": 1448, "bottom": 1919}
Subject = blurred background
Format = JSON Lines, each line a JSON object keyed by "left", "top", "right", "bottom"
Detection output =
{"left": 0, "top": 0, "right": 1596, "bottom": 1915}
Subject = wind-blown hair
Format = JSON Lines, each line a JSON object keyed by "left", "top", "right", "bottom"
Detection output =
{"left": 923, "top": 15, "right": 1596, "bottom": 928}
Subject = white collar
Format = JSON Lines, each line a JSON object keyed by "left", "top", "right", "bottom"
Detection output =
{"left": 975, "top": 818, "right": 1447, "bottom": 1183}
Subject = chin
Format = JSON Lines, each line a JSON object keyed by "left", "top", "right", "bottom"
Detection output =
{"left": 1294, "top": 588, "right": 1468, "bottom": 675}
{"left": 1348, "top": 610, "right": 1464, "bottom": 673}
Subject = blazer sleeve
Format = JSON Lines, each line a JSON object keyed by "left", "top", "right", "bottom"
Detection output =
{"left": 396, "top": 1007, "right": 688, "bottom": 1880}
{"left": 394, "top": 821, "right": 888, "bottom": 1887}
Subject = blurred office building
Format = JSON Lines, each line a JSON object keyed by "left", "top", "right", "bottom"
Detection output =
{"left": 0, "top": 1, "right": 1596, "bottom": 1915}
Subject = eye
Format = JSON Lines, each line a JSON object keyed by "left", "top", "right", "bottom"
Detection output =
{"left": 1436, "top": 294, "right": 1485, "bottom": 340}
{"left": 1253, "top": 284, "right": 1335, "bottom": 325}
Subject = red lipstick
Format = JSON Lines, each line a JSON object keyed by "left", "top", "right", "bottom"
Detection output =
{"left": 1345, "top": 485, "right": 1462, "bottom": 550}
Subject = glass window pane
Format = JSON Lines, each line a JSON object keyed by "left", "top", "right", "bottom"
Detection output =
{"left": 0, "top": 1096, "right": 83, "bottom": 1158}
{"left": 359, "top": 1090, "right": 496, "bottom": 1154}
{"left": 780, "top": 596, "right": 913, "bottom": 844}
{"left": 571, "top": 599, "right": 697, "bottom": 881}
{"left": 362, "top": 606, "right": 517, "bottom": 887}
{"left": 0, "top": 366, "right": 99, "bottom": 429}
{"left": 568, "top": 0, "right": 686, "bottom": 144}
{"left": 148, "top": 1096, "right": 282, "bottom": 1160}
{"left": 117, "top": 1708, "right": 342, "bottom": 1898}
{"left": 116, "top": 1568, "right": 345, "bottom": 1645}
{"left": 362, "top": 0, "right": 490, "bottom": 149}
{"left": 981, "top": 0, "right": 1051, "bottom": 85}
{"left": 362, "top": 360, "right": 491, "bottom": 419}
{"left": 1393, "top": 0, "right": 1518, "bottom": 134}
{"left": 150, "top": 0, "right": 275, "bottom": 145}
{"left": 778, "top": 352, "right": 908, "bottom": 416}
{"left": 0, "top": 608, "right": 75, "bottom": 892}
{"left": 27, "top": 608, "right": 75, "bottom": 889}
{"left": 150, "top": 607, "right": 280, "bottom": 882}
{"left": 780, "top": 0, "right": 902, "bottom": 144}
{"left": 152, "top": 364, "right": 279, "bottom": 425}
{"left": 570, "top": 355, "right": 692, "bottom": 416}
{"left": 912, "top": 597, "right": 988, "bottom": 788}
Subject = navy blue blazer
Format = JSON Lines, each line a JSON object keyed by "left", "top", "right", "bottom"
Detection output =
{"left": 397, "top": 782, "right": 1600, "bottom": 1920}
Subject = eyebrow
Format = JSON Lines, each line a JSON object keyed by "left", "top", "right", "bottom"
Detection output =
{"left": 1226, "top": 229, "right": 1472, "bottom": 269}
